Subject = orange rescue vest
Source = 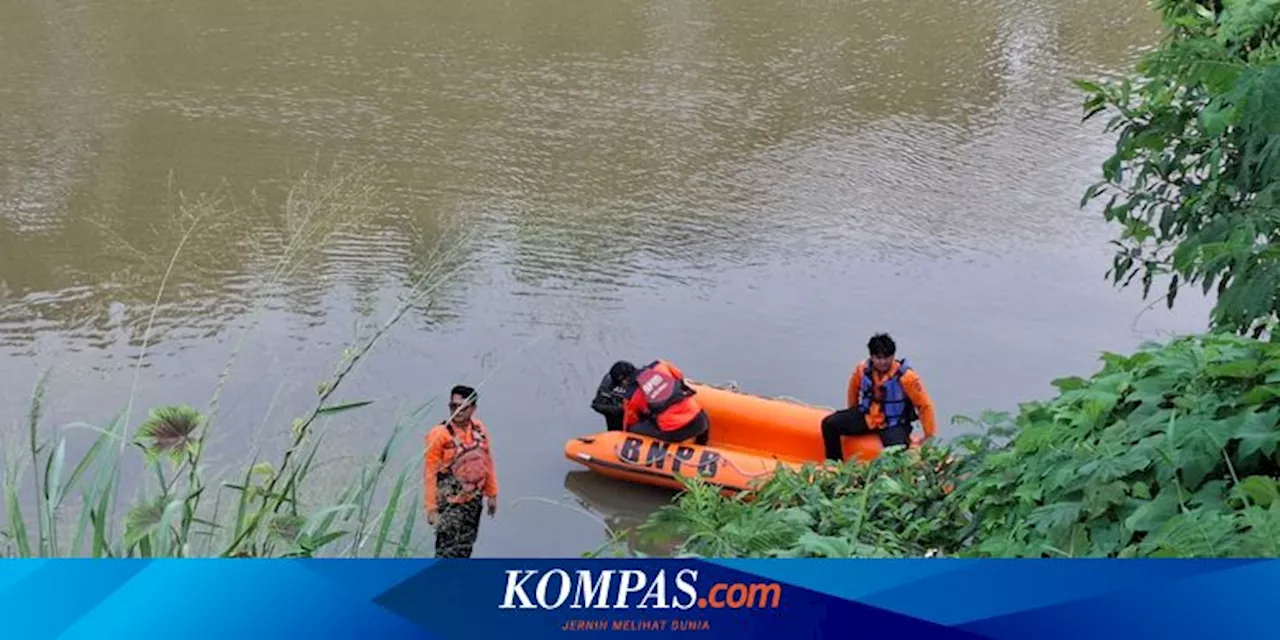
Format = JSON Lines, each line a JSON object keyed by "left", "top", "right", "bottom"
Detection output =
{"left": 437, "top": 420, "right": 492, "bottom": 503}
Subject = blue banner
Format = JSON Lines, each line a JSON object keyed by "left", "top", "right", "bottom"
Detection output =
{"left": 0, "top": 559, "right": 1273, "bottom": 639}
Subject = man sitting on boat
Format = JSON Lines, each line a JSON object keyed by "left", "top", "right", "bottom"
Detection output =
{"left": 820, "top": 333, "right": 937, "bottom": 461}
{"left": 608, "top": 359, "right": 711, "bottom": 445}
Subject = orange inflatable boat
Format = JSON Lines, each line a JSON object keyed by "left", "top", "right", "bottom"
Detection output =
{"left": 562, "top": 382, "right": 920, "bottom": 495}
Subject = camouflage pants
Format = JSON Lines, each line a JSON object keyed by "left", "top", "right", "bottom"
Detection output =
{"left": 434, "top": 498, "right": 483, "bottom": 558}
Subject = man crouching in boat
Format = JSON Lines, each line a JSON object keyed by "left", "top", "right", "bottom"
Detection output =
{"left": 611, "top": 360, "right": 711, "bottom": 445}
{"left": 424, "top": 385, "right": 498, "bottom": 558}
{"left": 590, "top": 361, "right": 634, "bottom": 432}
{"left": 821, "top": 333, "right": 937, "bottom": 461}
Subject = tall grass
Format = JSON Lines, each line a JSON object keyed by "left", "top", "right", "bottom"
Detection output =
{"left": 1, "top": 162, "right": 474, "bottom": 558}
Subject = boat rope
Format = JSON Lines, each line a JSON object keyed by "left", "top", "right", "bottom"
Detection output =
{"left": 687, "top": 378, "right": 838, "bottom": 412}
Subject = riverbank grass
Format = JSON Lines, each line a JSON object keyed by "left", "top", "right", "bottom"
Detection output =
{"left": 2, "top": 162, "right": 468, "bottom": 558}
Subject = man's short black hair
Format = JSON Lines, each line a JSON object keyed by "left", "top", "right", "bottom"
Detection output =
{"left": 867, "top": 333, "right": 896, "bottom": 357}
{"left": 451, "top": 385, "right": 477, "bottom": 405}
{"left": 609, "top": 361, "right": 637, "bottom": 386}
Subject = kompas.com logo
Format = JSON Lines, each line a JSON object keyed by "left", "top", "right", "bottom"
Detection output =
{"left": 498, "top": 568, "right": 782, "bottom": 610}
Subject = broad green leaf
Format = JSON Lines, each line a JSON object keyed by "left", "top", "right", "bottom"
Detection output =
{"left": 1189, "top": 480, "right": 1229, "bottom": 511}
{"left": 1084, "top": 481, "right": 1129, "bottom": 517}
{"left": 1125, "top": 492, "right": 1180, "bottom": 533}
{"left": 1236, "top": 476, "right": 1280, "bottom": 508}
{"left": 125, "top": 498, "right": 166, "bottom": 549}
{"left": 1051, "top": 376, "right": 1090, "bottom": 393}
{"left": 779, "top": 507, "right": 816, "bottom": 528}
{"left": 1240, "top": 385, "right": 1280, "bottom": 406}
{"left": 1026, "top": 502, "right": 1083, "bottom": 534}
{"left": 1205, "top": 358, "right": 1260, "bottom": 379}
{"left": 793, "top": 531, "right": 856, "bottom": 558}
{"left": 1078, "top": 451, "right": 1152, "bottom": 483}
{"left": 1172, "top": 415, "right": 1234, "bottom": 487}
{"left": 1231, "top": 407, "right": 1280, "bottom": 461}
{"left": 1131, "top": 481, "right": 1152, "bottom": 500}
{"left": 1198, "top": 101, "right": 1235, "bottom": 138}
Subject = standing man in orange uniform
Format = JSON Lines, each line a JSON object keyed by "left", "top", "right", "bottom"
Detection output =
{"left": 820, "top": 333, "right": 937, "bottom": 461}
{"left": 424, "top": 384, "right": 498, "bottom": 558}
{"left": 615, "top": 359, "right": 711, "bottom": 445}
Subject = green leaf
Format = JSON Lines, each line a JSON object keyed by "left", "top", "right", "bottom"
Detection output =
{"left": 302, "top": 505, "right": 359, "bottom": 540}
{"left": 125, "top": 497, "right": 177, "bottom": 551}
{"left": 316, "top": 400, "right": 375, "bottom": 416}
{"left": 1131, "top": 481, "right": 1152, "bottom": 500}
{"left": 269, "top": 515, "right": 306, "bottom": 542}
{"left": 1072, "top": 78, "right": 1104, "bottom": 95}
{"left": 1240, "top": 385, "right": 1280, "bottom": 406}
{"left": 1172, "top": 415, "right": 1235, "bottom": 487}
{"left": 1236, "top": 476, "right": 1280, "bottom": 508}
{"left": 1079, "top": 451, "right": 1152, "bottom": 484}
{"left": 1205, "top": 358, "right": 1260, "bottom": 379}
{"left": 779, "top": 506, "right": 816, "bottom": 528}
{"left": 792, "top": 531, "right": 856, "bottom": 558}
{"left": 373, "top": 468, "right": 410, "bottom": 558}
{"left": 135, "top": 405, "right": 202, "bottom": 461}
{"left": 1050, "top": 376, "right": 1089, "bottom": 392}
{"left": 299, "top": 530, "right": 348, "bottom": 554}
{"left": 1026, "top": 502, "right": 1083, "bottom": 534}
{"left": 1189, "top": 480, "right": 1229, "bottom": 511}
{"left": 44, "top": 437, "right": 67, "bottom": 508}
{"left": 1084, "top": 481, "right": 1130, "bottom": 517}
{"left": 1239, "top": 504, "right": 1280, "bottom": 556}
{"left": 396, "top": 489, "right": 421, "bottom": 558}
{"left": 1199, "top": 101, "right": 1234, "bottom": 138}
{"left": 1231, "top": 407, "right": 1280, "bottom": 461}
{"left": 1125, "top": 492, "right": 1180, "bottom": 533}
{"left": 4, "top": 474, "right": 31, "bottom": 557}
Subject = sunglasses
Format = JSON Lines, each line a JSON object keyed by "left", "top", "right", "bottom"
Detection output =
{"left": 449, "top": 402, "right": 473, "bottom": 411}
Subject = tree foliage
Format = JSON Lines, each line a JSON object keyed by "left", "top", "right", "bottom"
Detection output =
{"left": 626, "top": 333, "right": 1280, "bottom": 558}
{"left": 958, "top": 331, "right": 1280, "bottom": 557}
{"left": 1077, "top": 0, "right": 1280, "bottom": 335}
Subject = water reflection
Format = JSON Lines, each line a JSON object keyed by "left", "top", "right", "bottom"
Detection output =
{"left": 562, "top": 470, "right": 680, "bottom": 556}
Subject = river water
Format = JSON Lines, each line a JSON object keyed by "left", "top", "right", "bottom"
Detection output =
{"left": 0, "top": 0, "right": 1212, "bottom": 556}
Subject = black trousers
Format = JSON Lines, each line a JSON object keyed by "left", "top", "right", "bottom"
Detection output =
{"left": 628, "top": 410, "right": 710, "bottom": 445}
{"left": 820, "top": 408, "right": 911, "bottom": 461}
{"left": 598, "top": 408, "right": 624, "bottom": 432}
{"left": 435, "top": 498, "right": 483, "bottom": 558}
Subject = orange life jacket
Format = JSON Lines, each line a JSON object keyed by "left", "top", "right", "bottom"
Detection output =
{"left": 437, "top": 420, "right": 492, "bottom": 503}
{"left": 628, "top": 360, "right": 699, "bottom": 432}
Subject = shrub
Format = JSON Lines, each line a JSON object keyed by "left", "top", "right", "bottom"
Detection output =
{"left": 626, "top": 332, "right": 1280, "bottom": 559}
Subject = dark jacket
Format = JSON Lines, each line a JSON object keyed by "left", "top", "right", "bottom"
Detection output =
{"left": 591, "top": 371, "right": 628, "bottom": 416}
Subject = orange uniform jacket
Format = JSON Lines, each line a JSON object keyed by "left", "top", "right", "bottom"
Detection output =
{"left": 846, "top": 360, "right": 938, "bottom": 438}
{"left": 622, "top": 360, "right": 702, "bottom": 431}
{"left": 423, "top": 419, "right": 499, "bottom": 514}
